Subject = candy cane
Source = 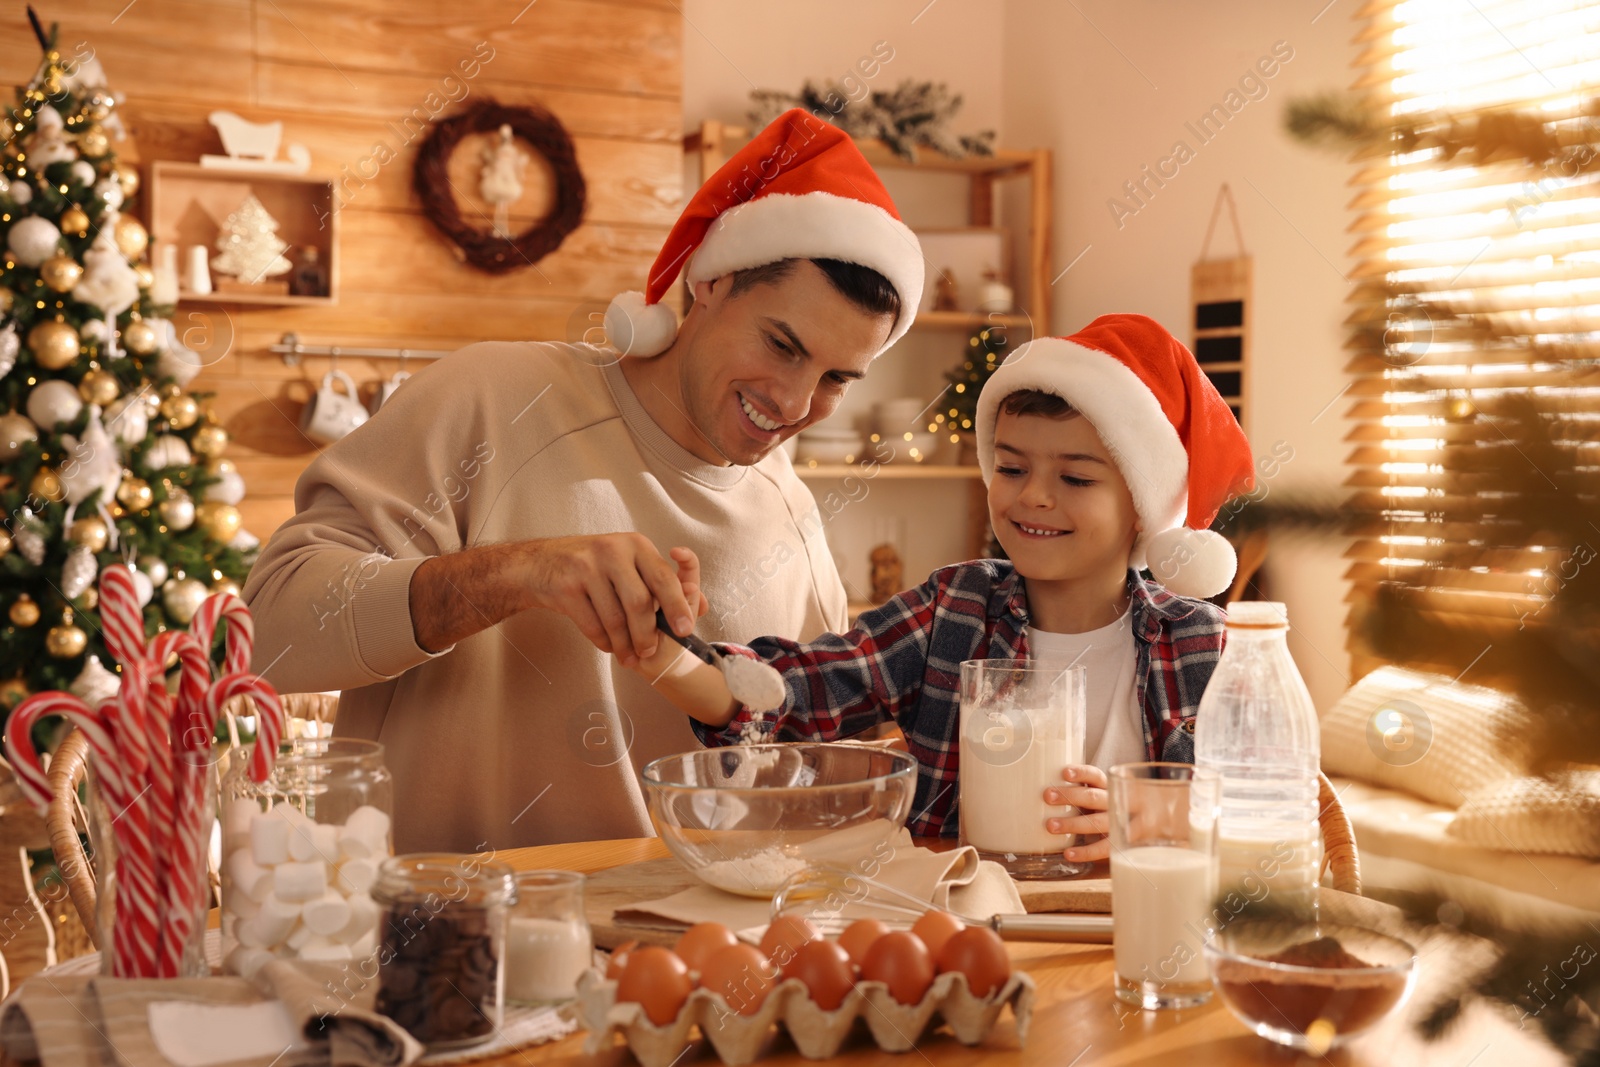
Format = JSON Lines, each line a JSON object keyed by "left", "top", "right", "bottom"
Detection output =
{"left": 191, "top": 592, "right": 255, "bottom": 678}
{"left": 206, "top": 672, "right": 285, "bottom": 783}
{"left": 166, "top": 694, "right": 215, "bottom": 979}
{"left": 148, "top": 630, "right": 211, "bottom": 725}
{"left": 96, "top": 564, "right": 148, "bottom": 669}
{"left": 105, "top": 661, "right": 161, "bottom": 977}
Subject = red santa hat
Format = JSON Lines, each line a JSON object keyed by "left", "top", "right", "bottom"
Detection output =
{"left": 974, "top": 314, "right": 1256, "bottom": 600}
{"left": 604, "top": 109, "right": 924, "bottom": 358}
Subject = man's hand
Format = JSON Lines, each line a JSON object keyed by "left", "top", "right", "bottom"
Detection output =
{"left": 522, "top": 534, "right": 704, "bottom": 667}
{"left": 1044, "top": 764, "right": 1110, "bottom": 862}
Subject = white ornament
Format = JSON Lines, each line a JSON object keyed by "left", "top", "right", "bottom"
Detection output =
{"left": 94, "top": 176, "right": 123, "bottom": 211}
{"left": 161, "top": 488, "right": 196, "bottom": 531}
{"left": 479, "top": 124, "right": 529, "bottom": 239}
{"left": 73, "top": 223, "right": 141, "bottom": 317}
{"left": 62, "top": 544, "right": 98, "bottom": 599}
{"left": 0, "top": 323, "right": 18, "bottom": 378}
{"left": 69, "top": 655, "right": 120, "bottom": 709}
{"left": 26, "top": 379, "right": 84, "bottom": 428}
{"left": 7, "top": 216, "right": 62, "bottom": 268}
{"left": 130, "top": 568, "right": 154, "bottom": 608}
{"left": 24, "top": 108, "right": 76, "bottom": 167}
{"left": 229, "top": 529, "right": 260, "bottom": 553}
{"left": 69, "top": 161, "right": 96, "bottom": 188}
{"left": 78, "top": 319, "right": 108, "bottom": 345}
{"left": 14, "top": 509, "right": 46, "bottom": 565}
{"left": 139, "top": 555, "right": 169, "bottom": 586}
{"left": 59, "top": 407, "right": 122, "bottom": 506}
{"left": 204, "top": 469, "right": 246, "bottom": 505}
{"left": 145, "top": 434, "right": 193, "bottom": 469}
{"left": 154, "top": 319, "right": 204, "bottom": 386}
{"left": 63, "top": 55, "right": 109, "bottom": 93}
{"left": 104, "top": 392, "right": 150, "bottom": 447}
{"left": 9, "top": 181, "right": 31, "bottom": 206}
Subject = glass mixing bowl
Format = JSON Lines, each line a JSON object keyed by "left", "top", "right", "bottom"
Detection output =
{"left": 641, "top": 744, "right": 916, "bottom": 897}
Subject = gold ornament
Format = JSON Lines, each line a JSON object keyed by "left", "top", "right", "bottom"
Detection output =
{"left": 58, "top": 206, "right": 89, "bottom": 237}
{"left": 0, "top": 289, "right": 11, "bottom": 314}
{"left": 86, "top": 90, "right": 114, "bottom": 122}
{"left": 113, "top": 215, "right": 148, "bottom": 261}
{"left": 46, "top": 610, "right": 88, "bottom": 658}
{"left": 121, "top": 319, "right": 159, "bottom": 356}
{"left": 81, "top": 586, "right": 98, "bottom": 610}
{"left": 206, "top": 458, "right": 237, "bottom": 477}
{"left": 30, "top": 466, "right": 64, "bottom": 503}
{"left": 117, "top": 474, "right": 153, "bottom": 511}
{"left": 0, "top": 529, "right": 12, "bottom": 558}
{"left": 133, "top": 261, "right": 154, "bottom": 289}
{"left": 162, "top": 577, "right": 208, "bottom": 625}
{"left": 40, "top": 253, "right": 84, "bottom": 291}
{"left": 67, "top": 516, "right": 109, "bottom": 552}
{"left": 195, "top": 501, "right": 242, "bottom": 543}
{"left": 211, "top": 577, "right": 241, "bottom": 599}
{"left": 192, "top": 423, "right": 228, "bottom": 457}
{"left": 160, "top": 392, "right": 200, "bottom": 430}
{"left": 78, "top": 369, "right": 119, "bottom": 406}
{"left": 28, "top": 319, "right": 81, "bottom": 369}
{"left": 115, "top": 162, "right": 140, "bottom": 200}
{"left": 8, "top": 594, "right": 40, "bottom": 627}
{"left": 0, "top": 677, "right": 29, "bottom": 710}
{"left": 77, "top": 124, "right": 110, "bottom": 159}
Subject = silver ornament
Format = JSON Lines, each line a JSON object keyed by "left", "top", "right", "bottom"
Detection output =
{"left": 159, "top": 488, "right": 195, "bottom": 531}
{"left": 130, "top": 567, "right": 154, "bottom": 608}
{"left": 0, "top": 323, "right": 17, "bottom": 378}
{"left": 161, "top": 576, "right": 208, "bottom": 625}
{"left": 69, "top": 655, "right": 120, "bottom": 709}
{"left": 14, "top": 509, "right": 46, "bottom": 565}
{"left": 139, "top": 555, "right": 169, "bottom": 586}
{"left": 61, "top": 544, "right": 99, "bottom": 599}
{"left": 203, "top": 469, "right": 246, "bottom": 505}
{"left": 146, "top": 434, "right": 192, "bottom": 470}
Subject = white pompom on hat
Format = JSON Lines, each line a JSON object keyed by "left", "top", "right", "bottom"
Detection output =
{"left": 974, "top": 314, "right": 1256, "bottom": 599}
{"left": 603, "top": 109, "right": 924, "bottom": 358}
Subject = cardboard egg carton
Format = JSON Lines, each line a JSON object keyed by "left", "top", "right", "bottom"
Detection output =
{"left": 571, "top": 966, "right": 1035, "bottom": 1066}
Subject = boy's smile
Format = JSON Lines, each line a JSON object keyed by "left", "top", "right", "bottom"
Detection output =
{"left": 988, "top": 407, "right": 1141, "bottom": 631}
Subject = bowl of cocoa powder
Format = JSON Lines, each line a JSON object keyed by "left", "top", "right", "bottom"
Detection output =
{"left": 1204, "top": 920, "right": 1417, "bottom": 1053}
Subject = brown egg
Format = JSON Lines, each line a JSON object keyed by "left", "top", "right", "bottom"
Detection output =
{"left": 936, "top": 926, "right": 1012, "bottom": 998}
{"left": 674, "top": 921, "right": 739, "bottom": 976}
{"left": 616, "top": 946, "right": 693, "bottom": 1025}
{"left": 605, "top": 939, "right": 639, "bottom": 980}
{"left": 699, "top": 943, "right": 777, "bottom": 1016}
{"left": 780, "top": 938, "right": 856, "bottom": 1012}
{"left": 837, "top": 918, "right": 891, "bottom": 968}
{"left": 860, "top": 930, "right": 936, "bottom": 1006}
{"left": 911, "top": 910, "right": 966, "bottom": 960}
{"left": 759, "top": 914, "right": 821, "bottom": 969}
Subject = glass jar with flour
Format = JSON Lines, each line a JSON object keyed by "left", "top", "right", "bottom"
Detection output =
{"left": 957, "top": 661, "right": 1088, "bottom": 879}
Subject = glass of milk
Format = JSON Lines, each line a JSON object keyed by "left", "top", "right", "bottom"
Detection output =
{"left": 1108, "top": 763, "right": 1222, "bottom": 1010}
{"left": 957, "top": 660, "right": 1089, "bottom": 879}
{"left": 505, "top": 870, "right": 593, "bottom": 1004}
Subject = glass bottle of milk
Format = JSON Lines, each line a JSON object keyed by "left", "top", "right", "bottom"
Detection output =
{"left": 1193, "top": 601, "right": 1321, "bottom": 919}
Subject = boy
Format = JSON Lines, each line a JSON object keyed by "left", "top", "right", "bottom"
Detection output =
{"left": 631, "top": 314, "right": 1255, "bottom": 862}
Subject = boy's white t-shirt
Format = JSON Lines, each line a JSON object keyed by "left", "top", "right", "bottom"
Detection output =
{"left": 1027, "top": 610, "right": 1147, "bottom": 773}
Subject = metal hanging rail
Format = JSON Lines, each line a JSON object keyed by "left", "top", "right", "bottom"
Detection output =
{"left": 271, "top": 332, "right": 455, "bottom": 367}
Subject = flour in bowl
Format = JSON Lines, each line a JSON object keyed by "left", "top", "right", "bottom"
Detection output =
{"left": 697, "top": 848, "right": 809, "bottom": 895}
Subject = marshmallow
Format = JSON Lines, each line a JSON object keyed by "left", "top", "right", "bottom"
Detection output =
{"left": 289, "top": 822, "right": 340, "bottom": 864}
{"left": 338, "top": 806, "right": 390, "bottom": 860}
{"left": 225, "top": 891, "right": 261, "bottom": 922}
{"left": 286, "top": 923, "right": 316, "bottom": 951}
{"left": 225, "top": 946, "right": 275, "bottom": 981}
{"left": 351, "top": 930, "right": 377, "bottom": 960}
{"left": 251, "top": 895, "right": 301, "bottom": 946}
{"left": 273, "top": 860, "right": 328, "bottom": 902}
{"left": 337, "top": 893, "right": 381, "bottom": 946}
{"left": 249, "top": 813, "right": 292, "bottom": 867}
{"left": 335, "top": 858, "right": 377, "bottom": 896}
{"left": 225, "top": 848, "right": 273, "bottom": 903}
{"left": 302, "top": 891, "right": 353, "bottom": 937}
{"left": 299, "top": 938, "right": 353, "bottom": 962}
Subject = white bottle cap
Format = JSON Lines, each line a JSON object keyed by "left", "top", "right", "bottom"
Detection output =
{"left": 1224, "top": 601, "right": 1289, "bottom": 628}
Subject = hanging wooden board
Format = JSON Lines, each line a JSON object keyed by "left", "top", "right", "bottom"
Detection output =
{"left": 1192, "top": 184, "right": 1252, "bottom": 428}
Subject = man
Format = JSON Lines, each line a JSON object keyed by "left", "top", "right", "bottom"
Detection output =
{"left": 243, "top": 109, "right": 924, "bottom": 852}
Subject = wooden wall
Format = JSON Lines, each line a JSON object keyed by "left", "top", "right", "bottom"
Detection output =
{"left": 0, "top": 0, "right": 683, "bottom": 538}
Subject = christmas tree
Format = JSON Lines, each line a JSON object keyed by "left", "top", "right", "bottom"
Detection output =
{"left": 931, "top": 323, "right": 1009, "bottom": 441}
{"left": 0, "top": 22, "right": 254, "bottom": 710}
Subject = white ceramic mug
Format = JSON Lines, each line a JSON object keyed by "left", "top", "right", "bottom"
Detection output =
{"left": 301, "top": 369, "right": 368, "bottom": 444}
{"left": 368, "top": 369, "right": 411, "bottom": 415}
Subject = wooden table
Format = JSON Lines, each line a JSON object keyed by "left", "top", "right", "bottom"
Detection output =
{"left": 493, "top": 839, "right": 1564, "bottom": 1067}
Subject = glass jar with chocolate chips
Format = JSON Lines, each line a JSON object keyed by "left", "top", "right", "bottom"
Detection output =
{"left": 370, "top": 853, "right": 517, "bottom": 1050}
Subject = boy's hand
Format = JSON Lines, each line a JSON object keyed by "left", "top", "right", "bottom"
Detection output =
{"left": 1044, "top": 764, "right": 1109, "bottom": 862}
{"left": 620, "top": 547, "right": 711, "bottom": 681}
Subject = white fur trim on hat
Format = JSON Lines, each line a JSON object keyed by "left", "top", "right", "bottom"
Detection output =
{"left": 604, "top": 291, "right": 679, "bottom": 358}
{"left": 1145, "top": 527, "right": 1237, "bottom": 599}
{"left": 684, "top": 191, "right": 924, "bottom": 353}
{"left": 975, "top": 337, "right": 1188, "bottom": 572}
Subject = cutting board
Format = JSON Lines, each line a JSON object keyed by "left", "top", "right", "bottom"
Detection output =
{"left": 583, "top": 856, "right": 1111, "bottom": 950}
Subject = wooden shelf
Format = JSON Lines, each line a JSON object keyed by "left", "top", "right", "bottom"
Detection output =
{"left": 175, "top": 290, "right": 333, "bottom": 308}
{"left": 684, "top": 125, "right": 1036, "bottom": 175}
{"left": 794, "top": 463, "right": 982, "bottom": 480}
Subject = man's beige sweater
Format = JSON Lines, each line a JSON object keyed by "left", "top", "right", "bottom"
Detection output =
{"left": 243, "top": 342, "right": 847, "bottom": 853}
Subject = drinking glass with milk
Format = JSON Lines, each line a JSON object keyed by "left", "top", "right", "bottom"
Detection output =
{"left": 505, "top": 870, "right": 593, "bottom": 1004}
{"left": 1108, "top": 763, "right": 1221, "bottom": 1010}
{"left": 957, "top": 661, "right": 1089, "bottom": 880}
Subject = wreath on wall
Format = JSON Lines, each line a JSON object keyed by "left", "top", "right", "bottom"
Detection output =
{"left": 413, "top": 100, "right": 587, "bottom": 274}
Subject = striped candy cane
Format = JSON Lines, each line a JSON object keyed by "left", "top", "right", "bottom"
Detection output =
{"left": 205, "top": 672, "right": 285, "bottom": 783}
{"left": 191, "top": 592, "right": 255, "bottom": 677}
{"left": 96, "top": 564, "right": 148, "bottom": 669}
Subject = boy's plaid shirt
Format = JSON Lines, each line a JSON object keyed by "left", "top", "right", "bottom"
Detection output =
{"left": 692, "top": 560, "right": 1228, "bottom": 837}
